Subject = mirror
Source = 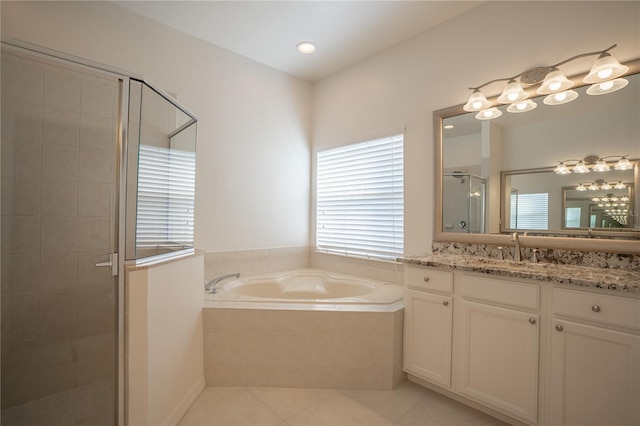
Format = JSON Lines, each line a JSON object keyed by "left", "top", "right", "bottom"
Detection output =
{"left": 435, "top": 60, "right": 640, "bottom": 253}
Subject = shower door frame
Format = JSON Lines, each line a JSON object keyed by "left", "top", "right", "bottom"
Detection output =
{"left": 1, "top": 38, "right": 137, "bottom": 426}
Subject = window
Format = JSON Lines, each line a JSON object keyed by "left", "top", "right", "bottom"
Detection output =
{"left": 565, "top": 207, "right": 582, "bottom": 228}
{"left": 316, "top": 134, "right": 403, "bottom": 259}
{"left": 510, "top": 192, "right": 548, "bottom": 230}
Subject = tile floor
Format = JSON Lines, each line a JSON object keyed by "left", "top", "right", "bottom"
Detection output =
{"left": 179, "top": 381, "right": 509, "bottom": 426}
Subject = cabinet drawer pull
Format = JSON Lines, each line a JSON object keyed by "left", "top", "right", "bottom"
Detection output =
{"left": 555, "top": 324, "right": 564, "bottom": 332}
{"left": 423, "top": 276, "right": 430, "bottom": 282}
{"left": 442, "top": 300, "right": 449, "bottom": 307}
{"left": 591, "top": 305, "right": 601, "bottom": 313}
{"left": 529, "top": 318, "right": 536, "bottom": 325}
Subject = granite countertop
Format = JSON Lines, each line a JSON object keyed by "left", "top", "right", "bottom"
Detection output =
{"left": 402, "top": 253, "right": 640, "bottom": 294}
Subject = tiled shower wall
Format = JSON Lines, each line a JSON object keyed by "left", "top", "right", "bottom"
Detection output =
{"left": 1, "top": 51, "right": 117, "bottom": 412}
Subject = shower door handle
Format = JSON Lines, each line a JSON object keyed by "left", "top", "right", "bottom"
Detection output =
{"left": 96, "top": 253, "right": 119, "bottom": 276}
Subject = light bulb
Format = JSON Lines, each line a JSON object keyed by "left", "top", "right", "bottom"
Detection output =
{"left": 600, "top": 80, "right": 614, "bottom": 91}
{"left": 549, "top": 82, "right": 562, "bottom": 91}
{"left": 555, "top": 92, "right": 567, "bottom": 102}
{"left": 516, "top": 102, "right": 527, "bottom": 110}
{"left": 597, "top": 68, "right": 613, "bottom": 79}
{"left": 472, "top": 100, "right": 483, "bottom": 109}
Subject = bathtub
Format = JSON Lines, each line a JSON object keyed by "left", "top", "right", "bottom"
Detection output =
{"left": 202, "top": 269, "right": 406, "bottom": 389}
{"left": 204, "top": 268, "right": 404, "bottom": 312}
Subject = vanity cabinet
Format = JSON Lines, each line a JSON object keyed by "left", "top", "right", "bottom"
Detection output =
{"left": 404, "top": 267, "right": 453, "bottom": 388}
{"left": 549, "top": 288, "right": 640, "bottom": 426}
{"left": 457, "top": 275, "right": 540, "bottom": 424}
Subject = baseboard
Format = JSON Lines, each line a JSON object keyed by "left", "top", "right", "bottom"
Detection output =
{"left": 162, "top": 375, "right": 205, "bottom": 426}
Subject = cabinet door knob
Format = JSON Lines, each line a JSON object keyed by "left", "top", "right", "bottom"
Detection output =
{"left": 555, "top": 324, "right": 564, "bottom": 332}
{"left": 442, "top": 300, "right": 449, "bottom": 307}
{"left": 591, "top": 305, "right": 601, "bottom": 313}
{"left": 423, "top": 276, "right": 430, "bottom": 282}
{"left": 529, "top": 318, "right": 536, "bottom": 325}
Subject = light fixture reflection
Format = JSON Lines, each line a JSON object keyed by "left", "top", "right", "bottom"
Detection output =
{"left": 506, "top": 99, "right": 537, "bottom": 113}
{"left": 475, "top": 107, "right": 502, "bottom": 120}
{"left": 543, "top": 89, "right": 579, "bottom": 106}
{"left": 592, "top": 158, "right": 611, "bottom": 172}
{"left": 554, "top": 161, "right": 571, "bottom": 175}
{"left": 615, "top": 181, "right": 626, "bottom": 189}
{"left": 586, "top": 78, "right": 628, "bottom": 95}
{"left": 576, "top": 183, "right": 587, "bottom": 191}
{"left": 614, "top": 156, "right": 633, "bottom": 170}
{"left": 572, "top": 160, "right": 590, "bottom": 174}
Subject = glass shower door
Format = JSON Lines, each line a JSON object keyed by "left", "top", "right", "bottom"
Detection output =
{"left": 1, "top": 47, "right": 119, "bottom": 425}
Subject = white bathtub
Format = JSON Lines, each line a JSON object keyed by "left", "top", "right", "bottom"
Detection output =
{"left": 204, "top": 269, "right": 404, "bottom": 312}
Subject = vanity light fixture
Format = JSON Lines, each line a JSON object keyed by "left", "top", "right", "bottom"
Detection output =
{"left": 615, "top": 181, "right": 627, "bottom": 189}
{"left": 554, "top": 155, "right": 633, "bottom": 174}
{"left": 588, "top": 182, "right": 600, "bottom": 191}
{"left": 463, "top": 44, "right": 629, "bottom": 120}
{"left": 584, "top": 52, "right": 629, "bottom": 83}
{"left": 576, "top": 183, "right": 587, "bottom": 191}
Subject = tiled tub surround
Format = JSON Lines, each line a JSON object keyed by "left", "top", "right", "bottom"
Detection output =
{"left": 1, "top": 50, "right": 118, "bottom": 413}
{"left": 203, "top": 308, "right": 405, "bottom": 390}
{"left": 205, "top": 247, "right": 404, "bottom": 285}
{"left": 404, "top": 252, "right": 640, "bottom": 293}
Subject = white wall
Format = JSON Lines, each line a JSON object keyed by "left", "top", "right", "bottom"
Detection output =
{"left": 312, "top": 1, "right": 640, "bottom": 255}
{"left": 126, "top": 254, "right": 205, "bottom": 426}
{"left": 1, "top": 0, "right": 312, "bottom": 252}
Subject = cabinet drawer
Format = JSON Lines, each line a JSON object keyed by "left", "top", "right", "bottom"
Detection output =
{"left": 461, "top": 274, "right": 539, "bottom": 310}
{"left": 405, "top": 266, "right": 453, "bottom": 293}
{"left": 553, "top": 288, "right": 640, "bottom": 330}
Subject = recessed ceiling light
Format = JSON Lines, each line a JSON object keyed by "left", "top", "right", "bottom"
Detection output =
{"left": 297, "top": 42, "right": 316, "bottom": 54}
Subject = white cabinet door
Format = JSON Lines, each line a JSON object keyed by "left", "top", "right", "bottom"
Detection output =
{"left": 404, "top": 289, "right": 453, "bottom": 387}
{"left": 549, "top": 319, "right": 640, "bottom": 426}
{"left": 458, "top": 300, "right": 539, "bottom": 424}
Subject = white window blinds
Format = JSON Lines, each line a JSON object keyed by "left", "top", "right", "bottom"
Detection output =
{"left": 316, "top": 134, "right": 404, "bottom": 259}
{"left": 510, "top": 192, "right": 548, "bottom": 230}
{"left": 136, "top": 144, "right": 196, "bottom": 249}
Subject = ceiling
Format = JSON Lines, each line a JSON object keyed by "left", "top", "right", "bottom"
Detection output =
{"left": 114, "top": 1, "right": 482, "bottom": 82}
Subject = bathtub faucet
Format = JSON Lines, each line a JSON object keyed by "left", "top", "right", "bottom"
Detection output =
{"left": 205, "top": 273, "right": 240, "bottom": 294}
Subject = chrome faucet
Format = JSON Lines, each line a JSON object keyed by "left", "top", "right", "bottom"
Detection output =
{"left": 205, "top": 272, "right": 240, "bottom": 294}
{"left": 511, "top": 232, "right": 521, "bottom": 262}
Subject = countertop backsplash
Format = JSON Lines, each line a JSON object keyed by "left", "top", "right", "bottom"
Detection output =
{"left": 432, "top": 241, "right": 640, "bottom": 271}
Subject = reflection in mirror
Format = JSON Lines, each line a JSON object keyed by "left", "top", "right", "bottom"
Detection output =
{"left": 563, "top": 183, "right": 634, "bottom": 229}
{"left": 441, "top": 70, "right": 639, "bottom": 238}
{"left": 502, "top": 165, "right": 635, "bottom": 232}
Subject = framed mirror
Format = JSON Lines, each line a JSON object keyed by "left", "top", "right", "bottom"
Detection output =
{"left": 434, "top": 60, "right": 640, "bottom": 254}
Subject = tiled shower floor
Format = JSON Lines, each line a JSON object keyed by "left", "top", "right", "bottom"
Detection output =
{"left": 179, "top": 381, "right": 509, "bottom": 426}
{"left": 1, "top": 379, "right": 114, "bottom": 426}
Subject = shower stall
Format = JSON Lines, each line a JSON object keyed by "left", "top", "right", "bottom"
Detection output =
{"left": 442, "top": 173, "right": 486, "bottom": 233}
{"left": 1, "top": 41, "right": 197, "bottom": 425}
